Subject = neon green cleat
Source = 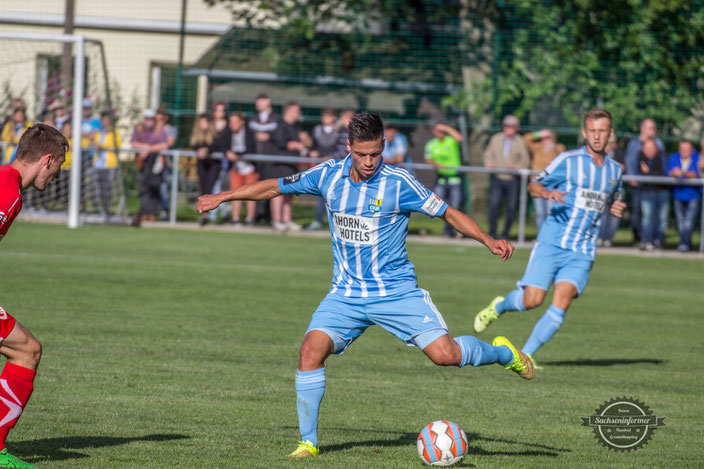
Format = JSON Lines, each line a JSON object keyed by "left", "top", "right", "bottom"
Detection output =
{"left": 492, "top": 336, "right": 535, "bottom": 380}
{"left": 288, "top": 440, "right": 319, "bottom": 458}
{"left": 0, "top": 449, "right": 38, "bottom": 468}
{"left": 474, "top": 296, "right": 503, "bottom": 333}
{"left": 525, "top": 353, "right": 543, "bottom": 370}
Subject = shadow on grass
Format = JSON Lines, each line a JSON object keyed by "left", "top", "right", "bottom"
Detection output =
{"left": 285, "top": 426, "right": 570, "bottom": 458}
{"left": 542, "top": 358, "right": 665, "bottom": 367}
{"left": 10, "top": 433, "right": 189, "bottom": 462}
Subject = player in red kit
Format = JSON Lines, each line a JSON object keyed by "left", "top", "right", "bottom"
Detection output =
{"left": 0, "top": 124, "right": 67, "bottom": 468}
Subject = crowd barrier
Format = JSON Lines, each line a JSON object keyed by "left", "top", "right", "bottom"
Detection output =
{"left": 115, "top": 148, "right": 703, "bottom": 253}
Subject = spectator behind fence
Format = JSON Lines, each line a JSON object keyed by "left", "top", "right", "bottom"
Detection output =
{"left": 40, "top": 112, "right": 55, "bottom": 127}
{"left": 190, "top": 114, "right": 220, "bottom": 227}
{"left": 0, "top": 98, "right": 24, "bottom": 130}
{"left": 206, "top": 102, "right": 232, "bottom": 222}
{"left": 92, "top": 110, "right": 121, "bottom": 221}
{"left": 81, "top": 98, "right": 101, "bottom": 141}
{"left": 668, "top": 140, "right": 701, "bottom": 252}
{"left": 330, "top": 108, "right": 355, "bottom": 160}
{"left": 625, "top": 118, "right": 665, "bottom": 244}
{"left": 383, "top": 123, "right": 412, "bottom": 173}
{"left": 156, "top": 107, "right": 177, "bottom": 220}
{"left": 1, "top": 106, "right": 32, "bottom": 164}
{"left": 524, "top": 129, "right": 565, "bottom": 231}
{"left": 56, "top": 121, "right": 73, "bottom": 209}
{"left": 597, "top": 134, "right": 626, "bottom": 247}
{"left": 249, "top": 93, "right": 279, "bottom": 155}
{"left": 638, "top": 138, "right": 669, "bottom": 250}
{"left": 225, "top": 112, "right": 258, "bottom": 226}
{"left": 270, "top": 102, "right": 304, "bottom": 231}
{"left": 48, "top": 99, "right": 70, "bottom": 129}
{"left": 131, "top": 109, "right": 169, "bottom": 225}
{"left": 425, "top": 122, "right": 465, "bottom": 238}
{"left": 249, "top": 93, "right": 280, "bottom": 224}
{"left": 484, "top": 115, "right": 530, "bottom": 240}
{"left": 307, "top": 109, "right": 339, "bottom": 230}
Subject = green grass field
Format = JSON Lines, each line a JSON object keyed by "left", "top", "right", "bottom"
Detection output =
{"left": 0, "top": 222, "right": 702, "bottom": 468}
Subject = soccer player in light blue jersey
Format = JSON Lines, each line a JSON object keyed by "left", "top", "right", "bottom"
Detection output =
{"left": 474, "top": 109, "right": 627, "bottom": 367}
{"left": 198, "top": 112, "right": 535, "bottom": 459}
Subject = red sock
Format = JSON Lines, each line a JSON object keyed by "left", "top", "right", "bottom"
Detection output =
{"left": 0, "top": 363, "right": 36, "bottom": 451}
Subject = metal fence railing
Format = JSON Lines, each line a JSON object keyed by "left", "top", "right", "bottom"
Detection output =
{"left": 102, "top": 148, "right": 703, "bottom": 253}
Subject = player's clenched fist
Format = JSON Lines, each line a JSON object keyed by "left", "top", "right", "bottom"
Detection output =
{"left": 610, "top": 200, "right": 626, "bottom": 218}
{"left": 197, "top": 194, "right": 222, "bottom": 213}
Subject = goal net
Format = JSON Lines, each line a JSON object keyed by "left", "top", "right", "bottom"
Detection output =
{"left": 0, "top": 32, "right": 127, "bottom": 226}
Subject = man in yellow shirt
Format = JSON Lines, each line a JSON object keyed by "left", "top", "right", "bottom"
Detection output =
{"left": 92, "top": 111, "right": 122, "bottom": 220}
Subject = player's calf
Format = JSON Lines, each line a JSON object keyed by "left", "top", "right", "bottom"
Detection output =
{"left": 0, "top": 324, "right": 42, "bottom": 371}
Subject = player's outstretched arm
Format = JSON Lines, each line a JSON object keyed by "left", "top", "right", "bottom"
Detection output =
{"left": 197, "top": 178, "right": 282, "bottom": 213}
{"left": 528, "top": 181, "right": 566, "bottom": 204}
{"left": 441, "top": 207, "right": 514, "bottom": 261}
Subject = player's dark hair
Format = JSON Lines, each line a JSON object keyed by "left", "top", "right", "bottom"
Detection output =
{"left": 16, "top": 123, "right": 69, "bottom": 164}
{"left": 583, "top": 109, "right": 612, "bottom": 128}
{"left": 348, "top": 112, "right": 384, "bottom": 144}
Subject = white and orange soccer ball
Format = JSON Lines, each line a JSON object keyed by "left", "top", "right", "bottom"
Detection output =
{"left": 416, "top": 420, "right": 468, "bottom": 466}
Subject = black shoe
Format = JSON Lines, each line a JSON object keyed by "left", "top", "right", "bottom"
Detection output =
{"left": 199, "top": 218, "right": 209, "bottom": 227}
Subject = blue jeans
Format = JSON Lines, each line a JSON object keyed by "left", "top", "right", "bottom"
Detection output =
{"left": 598, "top": 205, "right": 620, "bottom": 242}
{"left": 641, "top": 190, "right": 670, "bottom": 245}
{"left": 673, "top": 198, "right": 700, "bottom": 250}
{"left": 489, "top": 176, "right": 519, "bottom": 239}
{"left": 630, "top": 187, "right": 642, "bottom": 243}
{"left": 532, "top": 197, "right": 553, "bottom": 233}
{"left": 434, "top": 179, "right": 464, "bottom": 237}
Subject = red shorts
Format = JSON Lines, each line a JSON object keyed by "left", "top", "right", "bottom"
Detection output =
{"left": 0, "top": 306, "right": 16, "bottom": 341}
{"left": 230, "top": 170, "right": 259, "bottom": 189}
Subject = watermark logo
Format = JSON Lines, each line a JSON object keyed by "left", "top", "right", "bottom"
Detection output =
{"left": 581, "top": 397, "right": 665, "bottom": 451}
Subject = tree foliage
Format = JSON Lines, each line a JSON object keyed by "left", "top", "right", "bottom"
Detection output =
{"left": 485, "top": 0, "right": 704, "bottom": 133}
{"left": 207, "top": 0, "right": 704, "bottom": 133}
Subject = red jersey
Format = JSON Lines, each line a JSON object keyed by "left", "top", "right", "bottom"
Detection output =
{"left": 0, "top": 166, "right": 22, "bottom": 241}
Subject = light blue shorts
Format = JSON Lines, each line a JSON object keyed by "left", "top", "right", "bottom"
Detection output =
{"left": 518, "top": 242, "right": 594, "bottom": 295}
{"left": 307, "top": 288, "right": 449, "bottom": 354}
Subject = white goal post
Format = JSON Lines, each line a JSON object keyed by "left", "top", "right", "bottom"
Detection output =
{"left": 0, "top": 31, "right": 127, "bottom": 228}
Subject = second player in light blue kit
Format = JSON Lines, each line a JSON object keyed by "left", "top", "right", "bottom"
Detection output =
{"left": 474, "top": 109, "right": 627, "bottom": 367}
{"left": 197, "top": 112, "right": 535, "bottom": 460}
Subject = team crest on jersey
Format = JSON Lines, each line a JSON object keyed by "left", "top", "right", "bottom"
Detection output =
{"left": 368, "top": 197, "right": 382, "bottom": 213}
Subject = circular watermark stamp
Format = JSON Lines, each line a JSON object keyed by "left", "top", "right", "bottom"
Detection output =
{"left": 581, "top": 397, "right": 665, "bottom": 451}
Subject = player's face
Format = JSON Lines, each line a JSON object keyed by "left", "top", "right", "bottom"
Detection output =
{"left": 34, "top": 152, "right": 66, "bottom": 191}
{"left": 582, "top": 118, "right": 612, "bottom": 155}
{"left": 348, "top": 137, "right": 384, "bottom": 181}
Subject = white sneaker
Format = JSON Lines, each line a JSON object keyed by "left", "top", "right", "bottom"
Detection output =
{"left": 272, "top": 221, "right": 288, "bottom": 232}
{"left": 286, "top": 221, "right": 302, "bottom": 231}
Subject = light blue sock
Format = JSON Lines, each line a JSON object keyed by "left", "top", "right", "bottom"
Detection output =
{"left": 295, "top": 368, "right": 326, "bottom": 447}
{"left": 496, "top": 288, "right": 525, "bottom": 314}
{"left": 522, "top": 305, "right": 566, "bottom": 355}
{"left": 454, "top": 336, "right": 514, "bottom": 367}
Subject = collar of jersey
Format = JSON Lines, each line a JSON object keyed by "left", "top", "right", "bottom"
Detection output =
{"left": 342, "top": 154, "right": 384, "bottom": 185}
{"left": 581, "top": 145, "right": 607, "bottom": 167}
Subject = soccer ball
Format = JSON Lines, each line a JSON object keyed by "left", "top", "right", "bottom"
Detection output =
{"left": 416, "top": 420, "right": 468, "bottom": 466}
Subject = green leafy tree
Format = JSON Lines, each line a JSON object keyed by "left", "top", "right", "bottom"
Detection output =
{"left": 207, "top": 0, "right": 703, "bottom": 134}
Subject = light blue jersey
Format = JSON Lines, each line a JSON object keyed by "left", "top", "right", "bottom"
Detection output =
{"left": 535, "top": 146, "right": 623, "bottom": 259}
{"left": 278, "top": 156, "right": 448, "bottom": 298}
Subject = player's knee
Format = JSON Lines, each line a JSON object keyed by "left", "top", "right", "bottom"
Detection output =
{"left": 298, "top": 341, "right": 327, "bottom": 370}
{"left": 523, "top": 291, "right": 546, "bottom": 309}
